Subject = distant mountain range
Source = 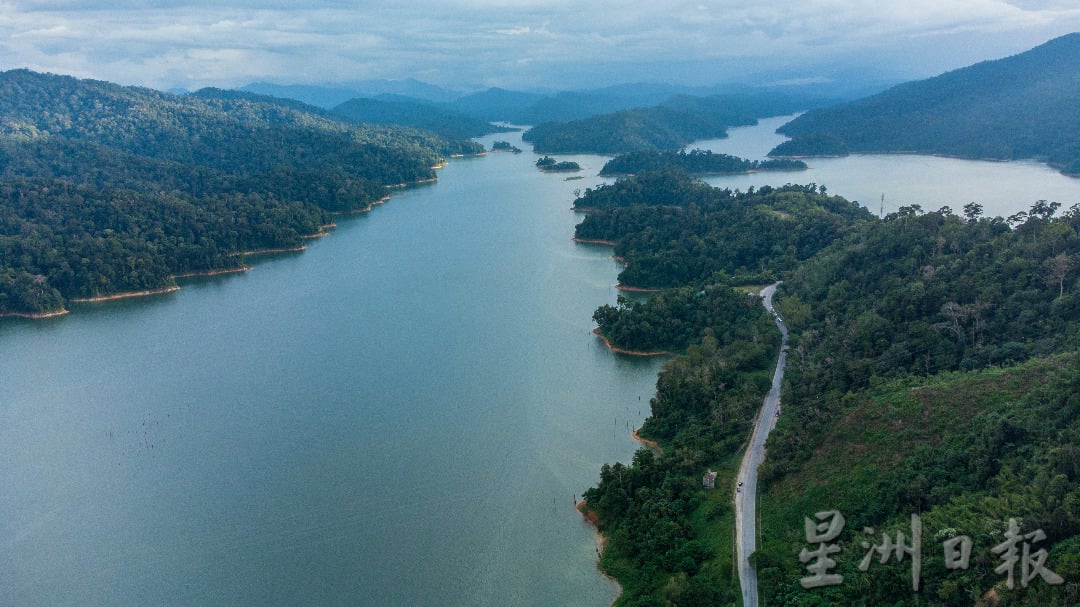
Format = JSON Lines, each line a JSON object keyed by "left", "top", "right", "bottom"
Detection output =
{"left": 772, "top": 33, "right": 1080, "bottom": 175}
{"left": 242, "top": 79, "right": 465, "bottom": 107}
{"left": 243, "top": 80, "right": 854, "bottom": 128}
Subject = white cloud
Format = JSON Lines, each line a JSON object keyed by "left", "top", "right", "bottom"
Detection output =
{"left": 0, "top": 0, "right": 1077, "bottom": 90}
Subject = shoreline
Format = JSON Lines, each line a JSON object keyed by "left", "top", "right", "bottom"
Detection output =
{"left": 576, "top": 500, "right": 623, "bottom": 605}
{"left": 235, "top": 245, "right": 307, "bottom": 256}
{"left": 631, "top": 428, "right": 663, "bottom": 455}
{"left": 388, "top": 177, "right": 438, "bottom": 188}
{"left": 4, "top": 175, "right": 439, "bottom": 319}
{"left": 615, "top": 284, "right": 659, "bottom": 293}
{"left": 173, "top": 265, "right": 252, "bottom": 278}
{"left": 572, "top": 237, "right": 617, "bottom": 246}
{"left": 337, "top": 194, "right": 394, "bottom": 216}
{"left": 600, "top": 166, "right": 809, "bottom": 178}
{"left": 592, "top": 327, "right": 670, "bottom": 357}
{"left": 71, "top": 285, "right": 181, "bottom": 303}
{"left": 0, "top": 308, "right": 70, "bottom": 319}
{"left": 302, "top": 223, "right": 336, "bottom": 239}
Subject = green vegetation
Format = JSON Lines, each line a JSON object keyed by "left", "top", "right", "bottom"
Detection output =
{"left": 593, "top": 286, "right": 769, "bottom": 353}
{"left": 757, "top": 354, "right": 1080, "bottom": 606}
{"left": 583, "top": 297, "right": 779, "bottom": 605}
{"left": 523, "top": 93, "right": 815, "bottom": 154}
{"left": 0, "top": 69, "right": 477, "bottom": 316}
{"left": 573, "top": 170, "right": 873, "bottom": 288}
{"left": 491, "top": 141, "right": 522, "bottom": 153}
{"left": 771, "top": 33, "right": 1080, "bottom": 175}
{"left": 600, "top": 149, "right": 806, "bottom": 175}
{"left": 535, "top": 156, "right": 581, "bottom": 172}
{"left": 524, "top": 106, "right": 732, "bottom": 154}
{"left": 579, "top": 173, "right": 1080, "bottom": 604}
{"left": 769, "top": 133, "right": 848, "bottom": 157}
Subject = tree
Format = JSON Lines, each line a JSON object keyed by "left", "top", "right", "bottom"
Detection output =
{"left": 1045, "top": 253, "right": 1074, "bottom": 298}
{"left": 963, "top": 202, "right": 984, "bottom": 222}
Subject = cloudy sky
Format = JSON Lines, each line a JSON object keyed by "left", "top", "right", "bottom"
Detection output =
{"left": 1, "top": 0, "right": 1079, "bottom": 92}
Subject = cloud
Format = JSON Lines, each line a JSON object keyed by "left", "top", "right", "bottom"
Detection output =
{"left": 0, "top": 0, "right": 1077, "bottom": 90}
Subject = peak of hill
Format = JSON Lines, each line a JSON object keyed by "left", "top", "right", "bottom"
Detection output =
{"left": 772, "top": 33, "right": 1080, "bottom": 174}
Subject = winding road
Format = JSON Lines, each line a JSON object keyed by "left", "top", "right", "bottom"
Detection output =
{"left": 735, "top": 282, "right": 788, "bottom": 607}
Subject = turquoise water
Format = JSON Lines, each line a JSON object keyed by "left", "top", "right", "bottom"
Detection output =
{"left": 4, "top": 120, "right": 1079, "bottom": 606}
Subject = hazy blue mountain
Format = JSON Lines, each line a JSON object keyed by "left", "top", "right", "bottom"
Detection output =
{"left": 332, "top": 97, "right": 514, "bottom": 140}
{"left": 344, "top": 78, "right": 465, "bottom": 103}
{"left": 242, "top": 79, "right": 464, "bottom": 109}
{"left": 772, "top": 33, "right": 1080, "bottom": 174}
{"left": 240, "top": 82, "right": 365, "bottom": 109}
{"left": 446, "top": 87, "right": 548, "bottom": 122}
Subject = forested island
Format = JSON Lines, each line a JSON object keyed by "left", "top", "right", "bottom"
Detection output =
{"left": 769, "top": 33, "right": 1080, "bottom": 175}
{"left": 0, "top": 69, "right": 482, "bottom": 317}
{"left": 577, "top": 170, "right": 1080, "bottom": 605}
{"left": 599, "top": 149, "right": 806, "bottom": 176}
{"left": 536, "top": 156, "right": 581, "bottom": 172}
{"left": 491, "top": 141, "right": 523, "bottom": 153}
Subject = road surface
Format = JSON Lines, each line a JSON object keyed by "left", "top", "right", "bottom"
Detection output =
{"left": 735, "top": 282, "right": 788, "bottom": 607}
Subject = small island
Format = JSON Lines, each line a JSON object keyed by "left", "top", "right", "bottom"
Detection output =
{"left": 491, "top": 140, "right": 523, "bottom": 154}
{"left": 536, "top": 156, "right": 581, "bottom": 172}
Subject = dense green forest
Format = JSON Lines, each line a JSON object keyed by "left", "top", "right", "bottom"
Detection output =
{"left": 579, "top": 176, "right": 1080, "bottom": 604}
{"left": 536, "top": 156, "right": 581, "bottom": 172}
{"left": 523, "top": 93, "right": 816, "bottom": 154}
{"left": 769, "top": 133, "right": 849, "bottom": 158}
{"left": 573, "top": 170, "right": 873, "bottom": 288}
{"left": 600, "top": 149, "right": 806, "bottom": 175}
{"left": 0, "top": 69, "right": 479, "bottom": 316}
{"left": 491, "top": 141, "right": 523, "bottom": 153}
{"left": 771, "top": 34, "right": 1080, "bottom": 175}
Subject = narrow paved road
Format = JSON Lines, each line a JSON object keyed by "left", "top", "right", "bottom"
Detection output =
{"left": 735, "top": 282, "right": 788, "bottom": 607}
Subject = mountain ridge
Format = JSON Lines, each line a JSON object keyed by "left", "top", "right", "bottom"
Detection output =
{"left": 772, "top": 33, "right": 1080, "bottom": 174}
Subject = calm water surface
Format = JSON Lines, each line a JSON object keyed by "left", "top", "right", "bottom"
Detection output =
{"left": 693, "top": 115, "right": 1080, "bottom": 218}
{"left": 4, "top": 119, "right": 1080, "bottom": 606}
{"left": 0, "top": 131, "right": 660, "bottom": 606}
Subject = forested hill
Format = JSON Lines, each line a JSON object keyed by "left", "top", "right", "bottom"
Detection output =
{"left": 0, "top": 69, "right": 479, "bottom": 317}
{"left": 771, "top": 33, "right": 1080, "bottom": 174}
{"left": 579, "top": 181, "right": 1080, "bottom": 604}
{"left": 522, "top": 92, "right": 822, "bottom": 154}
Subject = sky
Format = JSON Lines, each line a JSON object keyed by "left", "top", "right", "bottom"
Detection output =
{"left": 1, "top": 0, "right": 1079, "bottom": 93}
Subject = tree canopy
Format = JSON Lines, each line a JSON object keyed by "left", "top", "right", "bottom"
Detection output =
{"left": 0, "top": 69, "right": 479, "bottom": 315}
{"left": 580, "top": 175, "right": 1080, "bottom": 605}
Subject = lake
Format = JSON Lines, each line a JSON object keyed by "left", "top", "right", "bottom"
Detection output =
{"left": 3, "top": 120, "right": 1079, "bottom": 606}
{"left": 692, "top": 115, "right": 1080, "bottom": 219}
